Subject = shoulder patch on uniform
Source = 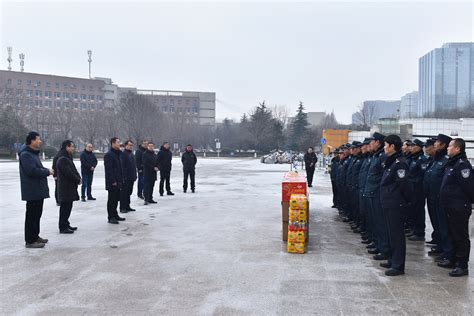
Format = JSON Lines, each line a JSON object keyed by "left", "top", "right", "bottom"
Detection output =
{"left": 397, "top": 169, "right": 406, "bottom": 178}
{"left": 461, "top": 169, "right": 471, "bottom": 179}
{"left": 421, "top": 163, "right": 428, "bottom": 170}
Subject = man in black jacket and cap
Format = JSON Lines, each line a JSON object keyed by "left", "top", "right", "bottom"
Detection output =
{"left": 304, "top": 147, "right": 318, "bottom": 187}
{"left": 182, "top": 144, "right": 197, "bottom": 193}
{"left": 80, "top": 143, "right": 98, "bottom": 202}
{"left": 56, "top": 140, "right": 81, "bottom": 234}
{"left": 19, "top": 131, "right": 54, "bottom": 248}
{"left": 143, "top": 142, "right": 158, "bottom": 205}
{"left": 157, "top": 142, "right": 174, "bottom": 196}
{"left": 120, "top": 140, "right": 137, "bottom": 213}
{"left": 135, "top": 140, "right": 148, "bottom": 199}
{"left": 104, "top": 137, "right": 125, "bottom": 224}
{"left": 439, "top": 138, "right": 474, "bottom": 277}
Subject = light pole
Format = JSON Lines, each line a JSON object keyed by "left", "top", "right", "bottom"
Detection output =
{"left": 7, "top": 47, "right": 12, "bottom": 71}
{"left": 215, "top": 138, "right": 221, "bottom": 158}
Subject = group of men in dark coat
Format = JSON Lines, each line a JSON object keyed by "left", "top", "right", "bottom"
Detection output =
{"left": 19, "top": 132, "right": 198, "bottom": 246}
{"left": 331, "top": 132, "right": 474, "bottom": 277}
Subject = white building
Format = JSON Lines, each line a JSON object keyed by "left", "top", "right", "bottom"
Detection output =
{"left": 400, "top": 91, "right": 418, "bottom": 119}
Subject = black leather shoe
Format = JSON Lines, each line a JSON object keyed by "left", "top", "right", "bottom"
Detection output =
{"left": 120, "top": 209, "right": 129, "bottom": 213}
{"left": 160, "top": 193, "right": 164, "bottom": 197}
{"left": 331, "top": 205, "right": 337, "bottom": 208}
{"left": 385, "top": 268, "right": 404, "bottom": 276}
{"left": 373, "top": 254, "right": 389, "bottom": 260}
{"left": 167, "top": 192, "right": 175, "bottom": 196}
{"left": 108, "top": 218, "right": 119, "bottom": 224}
{"left": 361, "top": 240, "right": 371, "bottom": 244}
{"left": 144, "top": 201, "right": 149, "bottom": 205}
{"left": 138, "top": 195, "right": 144, "bottom": 200}
{"left": 183, "top": 189, "right": 187, "bottom": 193}
{"left": 191, "top": 189, "right": 195, "bottom": 193}
{"left": 353, "top": 228, "right": 362, "bottom": 234}
{"left": 87, "top": 197, "right": 96, "bottom": 201}
{"left": 425, "top": 239, "right": 437, "bottom": 245}
{"left": 149, "top": 200, "right": 157, "bottom": 204}
{"left": 428, "top": 248, "right": 443, "bottom": 256}
{"left": 81, "top": 198, "right": 86, "bottom": 202}
{"left": 367, "top": 243, "right": 376, "bottom": 249}
{"left": 37, "top": 236, "right": 49, "bottom": 243}
{"left": 437, "top": 259, "right": 456, "bottom": 269}
{"left": 368, "top": 249, "right": 379, "bottom": 255}
{"left": 115, "top": 216, "right": 126, "bottom": 221}
{"left": 409, "top": 235, "right": 425, "bottom": 242}
{"left": 380, "top": 262, "right": 391, "bottom": 269}
{"left": 128, "top": 208, "right": 136, "bottom": 212}
{"left": 449, "top": 267, "right": 468, "bottom": 277}
{"left": 68, "top": 226, "right": 78, "bottom": 231}
{"left": 60, "top": 228, "right": 74, "bottom": 234}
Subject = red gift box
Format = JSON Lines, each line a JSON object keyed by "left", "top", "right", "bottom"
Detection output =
{"left": 281, "top": 172, "right": 307, "bottom": 202}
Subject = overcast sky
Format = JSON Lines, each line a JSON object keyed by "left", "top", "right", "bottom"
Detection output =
{"left": 1, "top": 1, "right": 472, "bottom": 123}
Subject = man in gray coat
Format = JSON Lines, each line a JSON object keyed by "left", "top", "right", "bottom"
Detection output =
{"left": 19, "top": 132, "right": 54, "bottom": 248}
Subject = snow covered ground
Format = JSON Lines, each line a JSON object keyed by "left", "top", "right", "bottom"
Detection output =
{"left": 0, "top": 158, "right": 472, "bottom": 315}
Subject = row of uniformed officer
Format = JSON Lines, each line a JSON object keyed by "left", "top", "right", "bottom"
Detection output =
{"left": 330, "top": 133, "right": 473, "bottom": 277}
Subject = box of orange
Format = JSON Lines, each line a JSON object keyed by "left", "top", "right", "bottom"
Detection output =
{"left": 282, "top": 172, "right": 307, "bottom": 202}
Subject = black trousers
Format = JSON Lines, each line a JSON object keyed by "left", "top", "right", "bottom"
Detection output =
{"left": 54, "top": 179, "right": 59, "bottom": 204}
{"left": 447, "top": 207, "right": 472, "bottom": 269}
{"left": 183, "top": 170, "right": 195, "bottom": 191}
{"left": 426, "top": 196, "right": 440, "bottom": 244}
{"left": 59, "top": 201, "right": 73, "bottom": 230}
{"left": 25, "top": 200, "right": 44, "bottom": 244}
{"left": 159, "top": 170, "right": 171, "bottom": 194}
{"left": 144, "top": 179, "right": 155, "bottom": 202}
{"left": 120, "top": 181, "right": 134, "bottom": 210}
{"left": 306, "top": 167, "right": 315, "bottom": 186}
{"left": 331, "top": 178, "right": 338, "bottom": 206}
{"left": 107, "top": 187, "right": 120, "bottom": 219}
{"left": 383, "top": 206, "right": 406, "bottom": 272}
{"left": 412, "top": 191, "right": 426, "bottom": 237}
{"left": 137, "top": 173, "right": 144, "bottom": 197}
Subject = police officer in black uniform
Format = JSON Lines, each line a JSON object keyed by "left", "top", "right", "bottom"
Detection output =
{"left": 363, "top": 132, "right": 390, "bottom": 261}
{"left": 348, "top": 142, "right": 363, "bottom": 232}
{"left": 439, "top": 138, "right": 474, "bottom": 277}
{"left": 407, "top": 139, "right": 429, "bottom": 241}
{"left": 422, "top": 138, "right": 438, "bottom": 245}
{"left": 379, "top": 134, "right": 413, "bottom": 276}
{"left": 358, "top": 138, "right": 373, "bottom": 243}
{"left": 330, "top": 149, "right": 340, "bottom": 208}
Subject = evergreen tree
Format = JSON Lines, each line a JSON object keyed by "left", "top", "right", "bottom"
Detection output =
{"left": 289, "top": 101, "right": 309, "bottom": 150}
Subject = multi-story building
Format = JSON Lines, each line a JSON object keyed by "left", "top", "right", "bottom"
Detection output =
{"left": 136, "top": 89, "right": 216, "bottom": 126}
{"left": 418, "top": 42, "right": 474, "bottom": 116}
{"left": 351, "top": 100, "right": 400, "bottom": 126}
{"left": 400, "top": 91, "right": 418, "bottom": 119}
{"left": 0, "top": 70, "right": 106, "bottom": 111}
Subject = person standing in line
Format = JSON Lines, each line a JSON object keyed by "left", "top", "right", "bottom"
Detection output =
{"left": 303, "top": 147, "right": 318, "bottom": 188}
{"left": 439, "top": 138, "right": 474, "bottom": 277}
{"left": 104, "top": 137, "right": 125, "bottom": 224}
{"left": 143, "top": 142, "right": 159, "bottom": 205}
{"left": 52, "top": 150, "right": 61, "bottom": 206}
{"left": 182, "top": 144, "right": 197, "bottom": 193}
{"left": 157, "top": 142, "right": 174, "bottom": 196}
{"left": 330, "top": 149, "right": 340, "bottom": 208}
{"left": 56, "top": 140, "right": 81, "bottom": 234}
{"left": 80, "top": 143, "right": 98, "bottom": 202}
{"left": 379, "top": 135, "right": 413, "bottom": 276}
{"left": 120, "top": 140, "right": 137, "bottom": 213}
{"left": 135, "top": 140, "right": 148, "bottom": 200}
{"left": 19, "top": 132, "right": 54, "bottom": 248}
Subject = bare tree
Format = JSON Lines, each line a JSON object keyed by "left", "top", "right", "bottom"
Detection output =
{"left": 353, "top": 102, "right": 377, "bottom": 127}
{"left": 270, "top": 104, "right": 291, "bottom": 127}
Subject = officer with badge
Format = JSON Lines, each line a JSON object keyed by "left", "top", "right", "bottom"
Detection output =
{"left": 330, "top": 148, "right": 340, "bottom": 208}
{"left": 439, "top": 138, "right": 474, "bottom": 277}
{"left": 406, "top": 139, "right": 428, "bottom": 241}
{"left": 379, "top": 135, "right": 413, "bottom": 276}
{"left": 424, "top": 134, "right": 453, "bottom": 264}
{"left": 363, "top": 132, "right": 390, "bottom": 261}
{"left": 348, "top": 142, "right": 363, "bottom": 232}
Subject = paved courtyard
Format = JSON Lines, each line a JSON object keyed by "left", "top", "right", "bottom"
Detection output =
{"left": 0, "top": 158, "right": 473, "bottom": 315}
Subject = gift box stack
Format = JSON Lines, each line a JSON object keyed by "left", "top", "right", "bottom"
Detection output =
{"left": 287, "top": 194, "right": 308, "bottom": 254}
{"left": 281, "top": 172, "right": 309, "bottom": 252}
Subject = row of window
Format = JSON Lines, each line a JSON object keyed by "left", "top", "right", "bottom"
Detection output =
{"left": 7, "top": 78, "right": 100, "bottom": 91}
{"left": 16, "top": 99, "right": 104, "bottom": 110}
{"left": 156, "top": 98, "right": 199, "bottom": 106}
{"left": 19, "top": 90, "right": 102, "bottom": 102}
{"left": 161, "top": 106, "right": 199, "bottom": 114}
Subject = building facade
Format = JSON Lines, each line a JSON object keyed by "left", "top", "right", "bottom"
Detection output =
{"left": 0, "top": 70, "right": 106, "bottom": 111}
{"left": 136, "top": 89, "right": 216, "bottom": 126}
{"left": 418, "top": 42, "right": 474, "bottom": 116}
{"left": 351, "top": 100, "right": 400, "bottom": 126}
{"left": 400, "top": 91, "right": 418, "bottom": 119}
